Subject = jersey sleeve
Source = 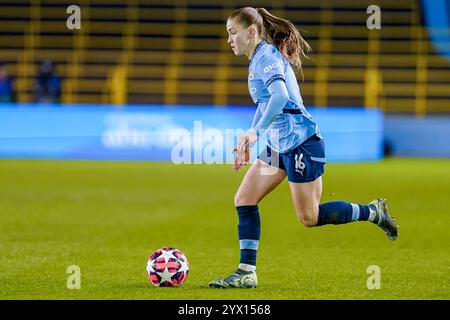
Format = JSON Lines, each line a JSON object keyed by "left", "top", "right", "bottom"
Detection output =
{"left": 255, "top": 53, "right": 285, "bottom": 88}
{"left": 252, "top": 80, "right": 289, "bottom": 133}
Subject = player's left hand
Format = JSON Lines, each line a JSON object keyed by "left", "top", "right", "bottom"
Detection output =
{"left": 232, "top": 130, "right": 258, "bottom": 172}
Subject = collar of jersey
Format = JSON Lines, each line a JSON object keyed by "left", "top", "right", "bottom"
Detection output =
{"left": 249, "top": 40, "right": 267, "bottom": 65}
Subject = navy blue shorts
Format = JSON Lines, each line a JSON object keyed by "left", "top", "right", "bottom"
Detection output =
{"left": 257, "top": 135, "right": 326, "bottom": 183}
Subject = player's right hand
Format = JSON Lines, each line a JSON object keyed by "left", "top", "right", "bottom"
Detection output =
{"left": 232, "top": 135, "right": 251, "bottom": 173}
{"left": 232, "top": 146, "right": 249, "bottom": 172}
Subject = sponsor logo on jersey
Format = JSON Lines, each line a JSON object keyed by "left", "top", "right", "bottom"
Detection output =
{"left": 263, "top": 62, "right": 281, "bottom": 73}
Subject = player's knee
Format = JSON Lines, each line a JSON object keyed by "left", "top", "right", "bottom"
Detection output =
{"left": 296, "top": 209, "right": 318, "bottom": 228}
{"left": 234, "top": 193, "right": 257, "bottom": 207}
{"left": 300, "top": 216, "right": 316, "bottom": 228}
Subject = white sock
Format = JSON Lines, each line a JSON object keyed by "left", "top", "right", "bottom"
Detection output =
{"left": 238, "top": 263, "right": 256, "bottom": 272}
{"left": 368, "top": 207, "right": 381, "bottom": 224}
{"left": 368, "top": 208, "right": 377, "bottom": 221}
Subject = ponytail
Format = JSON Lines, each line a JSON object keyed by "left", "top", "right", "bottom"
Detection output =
{"left": 256, "top": 8, "right": 312, "bottom": 78}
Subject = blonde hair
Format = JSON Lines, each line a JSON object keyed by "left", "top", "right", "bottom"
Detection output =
{"left": 228, "top": 7, "right": 312, "bottom": 78}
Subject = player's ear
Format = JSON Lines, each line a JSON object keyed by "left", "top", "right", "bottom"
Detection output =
{"left": 248, "top": 24, "right": 256, "bottom": 38}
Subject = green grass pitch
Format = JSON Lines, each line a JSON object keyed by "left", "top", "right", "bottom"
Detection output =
{"left": 0, "top": 158, "right": 449, "bottom": 300}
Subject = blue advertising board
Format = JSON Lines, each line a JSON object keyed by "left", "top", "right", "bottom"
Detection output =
{"left": 0, "top": 104, "right": 383, "bottom": 162}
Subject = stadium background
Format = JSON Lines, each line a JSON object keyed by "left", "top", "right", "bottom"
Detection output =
{"left": 1, "top": 0, "right": 449, "bottom": 110}
{"left": 0, "top": 0, "right": 449, "bottom": 300}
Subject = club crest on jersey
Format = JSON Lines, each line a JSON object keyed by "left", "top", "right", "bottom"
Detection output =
{"left": 263, "top": 62, "right": 281, "bottom": 73}
{"left": 294, "top": 152, "right": 306, "bottom": 175}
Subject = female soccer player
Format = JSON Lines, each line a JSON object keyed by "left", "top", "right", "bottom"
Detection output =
{"left": 208, "top": 7, "right": 398, "bottom": 289}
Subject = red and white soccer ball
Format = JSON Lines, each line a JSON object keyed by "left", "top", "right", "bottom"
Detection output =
{"left": 146, "top": 247, "right": 189, "bottom": 287}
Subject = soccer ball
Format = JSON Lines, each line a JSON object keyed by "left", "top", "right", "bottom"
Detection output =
{"left": 146, "top": 247, "right": 189, "bottom": 287}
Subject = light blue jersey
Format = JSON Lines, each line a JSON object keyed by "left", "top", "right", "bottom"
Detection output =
{"left": 248, "top": 40, "right": 321, "bottom": 153}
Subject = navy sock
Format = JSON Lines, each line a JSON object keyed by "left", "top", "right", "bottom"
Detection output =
{"left": 317, "top": 201, "right": 372, "bottom": 226}
{"left": 236, "top": 205, "right": 260, "bottom": 268}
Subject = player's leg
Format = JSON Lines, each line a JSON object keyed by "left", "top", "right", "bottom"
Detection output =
{"left": 290, "top": 180, "right": 398, "bottom": 239}
{"left": 234, "top": 158, "right": 286, "bottom": 206}
{"left": 288, "top": 176, "right": 375, "bottom": 228}
{"left": 289, "top": 175, "right": 374, "bottom": 227}
{"left": 286, "top": 135, "right": 398, "bottom": 240}
{"left": 209, "top": 159, "right": 286, "bottom": 288}
{"left": 234, "top": 159, "right": 286, "bottom": 271}
{"left": 288, "top": 176, "right": 322, "bottom": 227}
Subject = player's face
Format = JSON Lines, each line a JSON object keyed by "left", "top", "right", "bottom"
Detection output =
{"left": 226, "top": 18, "right": 252, "bottom": 56}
